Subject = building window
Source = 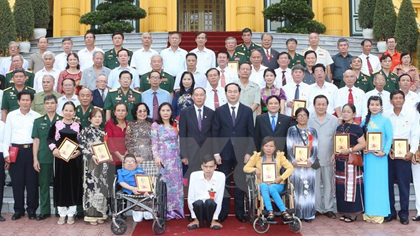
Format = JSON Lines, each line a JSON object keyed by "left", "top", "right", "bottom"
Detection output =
{"left": 178, "top": 0, "right": 225, "bottom": 31}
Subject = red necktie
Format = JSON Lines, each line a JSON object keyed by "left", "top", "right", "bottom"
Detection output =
{"left": 220, "top": 69, "right": 226, "bottom": 88}
{"left": 213, "top": 89, "right": 219, "bottom": 109}
{"left": 266, "top": 49, "right": 271, "bottom": 62}
{"left": 366, "top": 56, "right": 373, "bottom": 74}
{"left": 348, "top": 88, "right": 354, "bottom": 104}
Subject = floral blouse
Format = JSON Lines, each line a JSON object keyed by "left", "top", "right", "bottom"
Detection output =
{"left": 261, "top": 85, "right": 286, "bottom": 111}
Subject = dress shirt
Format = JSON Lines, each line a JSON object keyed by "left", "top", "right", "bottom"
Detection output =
{"left": 331, "top": 53, "right": 353, "bottom": 81}
{"left": 249, "top": 65, "right": 268, "bottom": 88}
{"left": 302, "top": 47, "right": 333, "bottom": 66}
{"left": 53, "top": 52, "right": 71, "bottom": 71}
{"left": 187, "top": 170, "right": 225, "bottom": 219}
{"left": 0, "top": 57, "right": 28, "bottom": 76}
{"left": 28, "top": 51, "right": 44, "bottom": 73}
{"left": 267, "top": 112, "right": 278, "bottom": 125}
{"left": 336, "top": 86, "right": 367, "bottom": 118}
{"left": 384, "top": 108, "right": 419, "bottom": 154}
{"left": 3, "top": 109, "right": 40, "bottom": 156}
{"left": 228, "top": 102, "right": 240, "bottom": 118}
{"left": 174, "top": 70, "right": 207, "bottom": 90}
{"left": 303, "top": 68, "right": 316, "bottom": 85}
{"left": 161, "top": 47, "right": 187, "bottom": 77}
{"left": 358, "top": 53, "right": 381, "bottom": 75}
{"left": 194, "top": 104, "right": 205, "bottom": 120}
{"left": 142, "top": 88, "right": 171, "bottom": 118}
{"left": 77, "top": 47, "right": 104, "bottom": 71}
{"left": 0, "top": 120, "right": 4, "bottom": 153}
{"left": 80, "top": 66, "right": 111, "bottom": 91}
{"left": 308, "top": 82, "right": 339, "bottom": 114}
{"left": 130, "top": 47, "right": 159, "bottom": 75}
{"left": 97, "top": 88, "right": 109, "bottom": 101}
{"left": 274, "top": 67, "right": 293, "bottom": 88}
{"left": 216, "top": 66, "right": 238, "bottom": 86}
{"left": 190, "top": 47, "right": 216, "bottom": 74}
{"left": 366, "top": 89, "right": 392, "bottom": 112}
{"left": 33, "top": 67, "right": 61, "bottom": 92}
{"left": 56, "top": 94, "right": 80, "bottom": 115}
{"left": 107, "top": 66, "right": 140, "bottom": 90}
{"left": 402, "top": 90, "right": 419, "bottom": 110}
{"left": 282, "top": 81, "right": 310, "bottom": 116}
{"left": 204, "top": 86, "right": 227, "bottom": 110}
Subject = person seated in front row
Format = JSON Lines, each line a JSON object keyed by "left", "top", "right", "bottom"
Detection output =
{"left": 244, "top": 136, "right": 294, "bottom": 221}
{"left": 117, "top": 154, "right": 153, "bottom": 222}
{"left": 187, "top": 156, "right": 225, "bottom": 230}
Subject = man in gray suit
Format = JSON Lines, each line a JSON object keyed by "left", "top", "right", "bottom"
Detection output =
{"left": 308, "top": 94, "right": 339, "bottom": 219}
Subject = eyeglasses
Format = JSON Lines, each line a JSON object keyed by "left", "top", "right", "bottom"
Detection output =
{"left": 297, "top": 114, "right": 308, "bottom": 118}
{"left": 9, "top": 47, "right": 19, "bottom": 50}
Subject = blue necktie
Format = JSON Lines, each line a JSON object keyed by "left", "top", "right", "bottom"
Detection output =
{"left": 231, "top": 106, "right": 236, "bottom": 126}
{"left": 271, "top": 115, "right": 276, "bottom": 131}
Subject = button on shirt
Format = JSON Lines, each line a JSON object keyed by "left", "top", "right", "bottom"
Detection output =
{"left": 302, "top": 47, "right": 333, "bottom": 66}
{"left": 130, "top": 47, "right": 159, "bottom": 75}
{"left": 0, "top": 57, "right": 29, "bottom": 76}
{"left": 33, "top": 67, "right": 61, "bottom": 92}
{"left": 204, "top": 86, "right": 227, "bottom": 110}
{"left": 331, "top": 53, "right": 353, "bottom": 81}
{"left": 282, "top": 81, "right": 310, "bottom": 116}
{"left": 336, "top": 86, "right": 367, "bottom": 118}
{"left": 359, "top": 53, "right": 381, "bottom": 75}
{"left": 3, "top": 109, "right": 40, "bottom": 156}
{"left": 107, "top": 66, "right": 140, "bottom": 90}
{"left": 249, "top": 65, "right": 268, "bottom": 88}
{"left": 53, "top": 52, "right": 71, "bottom": 71}
{"left": 161, "top": 47, "right": 187, "bottom": 77}
{"left": 384, "top": 108, "right": 419, "bottom": 154}
{"left": 366, "top": 89, "right": 392, "bottom": 112}
{"left": 190, "top": 47, "right": 216, "bottom": 74}
{"left": 142, "top": 88, "right": 171, "bottom": 119}
{"left": 403, "top": 91, "right": 420, "bottom": 110}
{"left": 274, "top": 67, "right": 293, "bottom": 88}
{"left": 80, "top": 66, "right": 111, "bottom": 91}
{"left": 308, "top": 82, "right": 339, "bottom": 114}
{"left": 77, "top": 47, "right": 104, "bottom": 71}
{"left": 56, "top": 95, "right": 80, "bottom": 115}
{"left": 174, "top": 70, "right": 207, "bottom": 90}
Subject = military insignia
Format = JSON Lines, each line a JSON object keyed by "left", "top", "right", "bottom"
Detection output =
{"left": 116, "top": 97, "right": 121, "bottom": 101}
{"left": 362, "top": 78, "right": 367, "bottom": 82}
{"left": 128, "top": 97, "right": 135, "bottom": 102}
{"left": 391, "top": 78, "right": 396, "bottom": 81}
{"left": 108, "top": 54, "right": 113, "bottom": 58}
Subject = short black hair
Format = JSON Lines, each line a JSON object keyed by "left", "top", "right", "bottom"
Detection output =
{"left": 304, "top": 50, "right": 317, "bottom": 59}
{"left": 361, "top": 39, "right": 372, "bottom": 46}
{"left": 131, "top": 102, "right": 152, "bottom": 122}
{"left": 400, "top": 52, "right": 411, "bottom": 62}
{"left": 380, "top": 54, "right": 392, "bottom": 62}
{"left": 217, "top": 51, "right": 229, "bottom": 58}
{"left": 239, "top": 62, "right": 252, "bottom": 70}
{"left": 295, "top": 107, "right": 309, "bottom": 117}
{"left": 266, "top": 95, "right": 280, "bottom": 104}
{"left": 112, "top": 32, "right": 124, "bottom": 39}
{"left": 225, "top": 83, "right": 241, "bottom": 93}
{"left": 312, "top": 63, "right": 325, "bottom": 73}
{"left": 84, "top": 32, "right": 96, "bottom": 39}
{"left": 263, "top": 68, "right": 276, "bottom": 78}
{"left": 12, "top": 68, "right": 26, "bottom": 76}
{"left": 242, "top": 28, "right": 252, "bottom": 35}
{"left": 186, "top": 52, "right": 197, "bottom": 60}
{"left": 17, "top": 91, "right": 34, "bottom": 101}
{"left": 286, "top": 38, "right": 297, "bottom": 45}
{"left": 313, "top": 94, "right": 329, "bottom": 105}
{"left": 277, "top": 51, "right": 291, "bottom": 60}
{"left": 62, "top": 78, "right": 76, "bottom": 87}
{"left": 117, "top": 48, "right": 130, "bottom": 57}
{"left": 62, "top": 101, "right": 76, "bottom": 111}
{"left": 390, "top": 90, "right": 405, "bottom": 100}
{"left": 195, "top": 31, "right": 207, "bottom": 39}
{"left": 119, "top": 70, "right": 133, "bottom": 80}
{"left": 44, "top": 94, "right": 58, "bottom": 103}
{"left": 205, "top": 68, "right": 220, "bottom": 77}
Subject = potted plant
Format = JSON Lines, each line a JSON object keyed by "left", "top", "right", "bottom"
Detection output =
{"left": 32, "top": 0, "right": 50, "bottom": 39}
{"left": 395, "top": 0, "right": 418, "bottom": 53}
{"left": 358, "top": 0, "right": 376, "bottom": 39}
{"left": 13, "top": 0, "right": 34, "bottom": 52}
{"left": 0, "top": 0, "right": 17, "bottom": 58}
{"left": 373, "top": 0, "right": 396, "bottom": 52}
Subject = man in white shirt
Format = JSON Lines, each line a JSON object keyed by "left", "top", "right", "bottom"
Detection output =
{"left": 77, "top": 33, "right": 104, "bottom": 71}
{"left": 359, "top": 39, "right": 381, "bottom": 76}
{"left": 187, "top": 157, "right": 225, "bottom": 230}
{"left": 54, "top": 38, "right": 73, "bottom": 71}
{"left": 204, "top": 68, "right": 227, "bottom": 110}
{"left": 3, "top": 91, "right": 40, "bottom": 220}
{"left": 283, "top": 64, "right": 310, "bottom": 116}
{"left": 175, "top": 53, "right": 207, "bottom": 90}
{"left": 0, "top": 119, "right": 5, "bottom": 221}
{"left": 302, "top": 33, "right": 333, "bottom": 79}
{"left": 399, "top": 74, "right": 419, "bottom": 110}
{"left": 274, "top": 52, "right": 293, "bottom": 88}
{"left": 56, "top": 78, "right": 80, "bottom": 115}
{"left": 216, "top": 51, "right": 238, "bottom": 87}
{"left": 0, "top": 42, "right": 29, "bottom": 76}
{"left": 161, "top": 31, "right": 187, "bottom": 77}
{"left": 249, "top": 50, "right": 268, "bottom": 88}
{"left": 107, "top": 49, "right": 140, "bottom": 90}
{"left": 130, "top": 33, "right": 159, "bottom": 75}
{"left": 34, "top": 51, "right": 60, "bottom": 92}
{"left": 366, "top": 74, "right": 392, "bottom": 112}
{"left": 190, "top": 32, "right": 216, "bottom": 75}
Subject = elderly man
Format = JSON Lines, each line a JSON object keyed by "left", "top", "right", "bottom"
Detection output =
{"left": 77, "top": 32, "right": 104, "bottom": 71}
{"left": 174, "top": 53, "right": 207, "bottom": 90}
{"left": 249, "top": 50, "right": 268, "bottom": 88}
{"left": 104, "top": 33, "right": 133, "bottom": 70}
{"left": 302, "top": 33, "right": 333, "bottom": 79}
{"left": 54, "top": 38, "right": 73, "bottom": 71}
{"left": 359, "top": 39, "right": 381, "bottom": 76}
{"left": 282, "top": 64, "right": 310, "bottom": 117}
{"left": 237, "top": 62, "right": 261, "bottom": 119}
{"left": 91, "top": 74, "right": 108, "bottom": 108}
{"left": 75, "top": 88, "right": 96, "bottom": 128}
{"left": 235, "top": 28, "right": 261, "bottom": 62}
{"left": 5, "top": 55, "right": 34, "bottom": 88}
{"left": 190, "top": 32, "right": 216, "bottom": 74}
{"left": 140, "top": 55, "right": 174, "bottom": 94}
{"left": 216, "top": 51, "right": 238, "bottom": 87}
{"left": 257, "top": 33, "right": 279, "bottom": 69}
{"left": 366, "top": 73, "right": 392, "bottom": 111}
{"left": 80, "top": 51, "right": 111, "bottom": 91}
{"left": 33, "top": 51, "right": 60, "bottom": 92}
{"left": 286, "top": 38, "right": 305, "bottom": 68}
{"left": 331, "top": 38, "right": 353, "bottom": 88}
{"left": 0, "top": 42, "right": 29, "bottom": 76}
{"left": 274, "top": 52, "right": 293, "bottom": 88}
{"left": 31, "top": 75, "right": 62, "bottom": 115}
{"left": 131, "top": 33, "right": 159, "bottom": 75}
{"left": 107, "top": 49, "right": 140, "bottom": 90}
{"left": 28, "top": 37, "right": 49, "bottom": 73}
{"left": 141, "top": 71, "right": 171, "bottom": 121}
{"left": 56, "top": 78, "right": 80, "bottom": 115}
{"left": 161, "top": 31, "right": 188, "bottom": 78}
{"left": 224, "top": 37, "right": 247, "bottom": 63}
{"left": 204, "top": 68, "right": 227, "bottom": 110}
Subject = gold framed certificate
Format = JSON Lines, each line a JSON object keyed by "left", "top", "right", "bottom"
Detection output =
{"left": 92, "top": 142, "right": 113, "bottom": 163}
{"left": 261, "top": 163, "right": 277, "bottom": 183}
{"left": 334, "top": 133, "right": 350, "bottom": 154}
{"left": 366, "top": 132, "right": 382, "bottom": 152}
{"left": 227, "top": 61, "right": 239, "bottom": 71}
{"left": 292, "top": 100, "right": 307, "bottom": 117}
{"left": 135, "top": 175, "right": 153, "bottom": 193}
{"left": 294, "top": 145, "right": 309, "bottom": 166}
{"left": 392, "top": 139, "right": 408, "bottom": 159}
{"left": 58, "top": 137, "right": 78, "bottom": 162}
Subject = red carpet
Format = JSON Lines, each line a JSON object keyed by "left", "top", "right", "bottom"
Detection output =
{"left": 132, "top": 217, "right": 302, "bottom": 236}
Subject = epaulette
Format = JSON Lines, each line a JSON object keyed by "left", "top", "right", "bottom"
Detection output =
{"left": 372, "top": 71, "right": 379, "bottom": 74}
{"left": 361, "top": 73, "right": 369, "bottom": 77}
{"left": 133, "top": 90, "right": 142, "bottom": 94}
{"left": 26, "top": 86, "right": 35, "bottom": 90}
{"left": 253, "top": 43, "right": 261, "bottom": 47}
{"left": 93, "top": 106, "right": 103, "bottom": 110}
{"left": 3, "top": 87, "right": 12, "bottom": 91}
{"left": 25, "top": 69, "right": 33, "bottom": 73}
{"left": 237, "top": 43, "right": 243, "bottom": 47}
{"left": 6, "top": 70, "right": 13, "bottom": 74}
{"left": 109, "top": 88, "right": 118, "bottom": 92}
{"left": 35, "top": 115, "right": 44, "bottom": 120}
{"left": 237, "top": 52, "right": 245, "bottom": 55}
{"left": 391, "top": 72, "right": 397, "bottom": 76}
{"left": 126, "top": 48, "right": 132, "bottom": 51}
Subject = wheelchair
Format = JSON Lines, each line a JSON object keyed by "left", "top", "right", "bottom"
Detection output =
{"left": 110, "top": 174, "right": 167, "bottom": 235}
{"left": 244, "top": 172, "right": 302, "bottom": 234}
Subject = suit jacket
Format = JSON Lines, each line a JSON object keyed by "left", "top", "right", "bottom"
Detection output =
{"left": 258, "top": 48, "right": 280, "bottom": 70}
{"left": 91, "top": 89, "right": 105, "bottom": 108}
{"left": 212, "top": 103, "right": 255, "bottom": 160}
{"left": 254, "top": 112, "right": 295, "bottom": 152}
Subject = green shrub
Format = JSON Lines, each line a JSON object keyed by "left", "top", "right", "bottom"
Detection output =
{"left": 0, "top": 0, "right": 17, "bottom": 56}
{"left": 13, "top": 0, "right": 34, "bottom": 41}
{"left": 395, "top": 0, "right": 418, "bottom": 53}
{"left": 373, "top": 0, "right": 396, "bottom": 41}
{"left": 358, "top": 0, "right": 376, "bottom": 28}
{"left": 32, "top": 0, "right": 50, "bottom": 28}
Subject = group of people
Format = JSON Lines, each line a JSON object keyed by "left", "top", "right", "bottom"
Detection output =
{"left": 0, "top": 28, "right": 419, "bottom": 231}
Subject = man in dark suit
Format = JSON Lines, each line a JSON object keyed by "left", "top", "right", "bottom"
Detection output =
{"left": 255, "top": 95, "right": 294, "bottom": 152}
{"left": 179, "top": 87, "right": 214, "bottom": 177}
{"left": 258, "top": 33, "right": 280, "bottom": 69}
{"left": 213, "top": 83, "right": 254, "bottom": 223}
{"left": 91, "top": 74, "right": 108, "bottom": 108}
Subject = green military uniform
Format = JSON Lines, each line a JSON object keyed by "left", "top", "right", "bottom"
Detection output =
{"left": 341, "top": 72, "right": 374, "bottom": 92}
{"left": 234, "top": 42, "right": 261, "bottom": 62}
{"left": 103, "top": 87, "right": 142, "bottom": 121}
{"left": 370, "top": 70, "right": 399, "bottom": 93}
{"left": 75, "top": 104, "right": 105, "bottom": 128}
{"left": 228, "top": 51, "right": 248, "bottom": 64}
{"left": 32, "top": 113, "right": 62, "bottom": 214}
{"left": 31, "top": 91, "right": 63, "bottom": 115}
{"left": 140, "top": 70, "right": 175, "bottom": 93}
{"left": 1, "top": 86, "right": 36, "bottom": 112}
{"left": 5, "top": 70, "right": 35, "bottom": 88}
{"left": 288, "top": 53, "right": 306, "bottom": 69}
{"left": 103, "top": 47, "right": 133, "bottom": 70}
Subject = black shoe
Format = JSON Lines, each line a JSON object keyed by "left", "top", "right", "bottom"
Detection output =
{"left": 0, "top": 215, "right": 5, "bottom": 222}
{"left": 28, "top": 213, "right": 37, "bottom": 220}
{"left": 11, "top": 213, "right": 24, "bottom": 220}
{"left": 384, "top": 215, "right": 396, "bottom": 222}
{"left": 400, "top": 217, "right": 409, "bottom": 225}
{"left": 218, "top": 215, "right": 227, "bottom": 222}
{"left": 36, "top": 214, "right": 51, "bottom": 221}
{"left": 325, "top": 211, "right": 337, "bottom": 219}
{"left": 412, "top": 215, "right": 420, "bottom": 221}
{"left": 236, "top": 215, "right": 246, "bottom": 223}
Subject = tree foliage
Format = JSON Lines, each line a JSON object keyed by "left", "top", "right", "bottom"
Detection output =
{"left": 13, "top": 0, "right": 34, "bottom": 41}
{"left": 394, "top": 0, "right": 418, "bottom": 53}
{"left": 79, "top": 0, "right": 146, "bottom": 34}
{"left": 0, "top": 0, "right": 17, "bottom": 55}
{"left": 358, "top": 0, "right": 376, "bottom": 28}
{"left": 32, "top": 0, "right": 50, "bottom": 28}
{"left": 373, "top": 0, "right": 396, "bottom": 41}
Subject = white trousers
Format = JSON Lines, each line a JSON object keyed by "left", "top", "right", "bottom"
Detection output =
{"left": 133, "top": 211, "right": 153, "bottom": 222}
{"left": 58, "top": 206, "right": 77, "bottom": 217}
{"left": 412, "top": 163, "right": 420, "bottom": 216}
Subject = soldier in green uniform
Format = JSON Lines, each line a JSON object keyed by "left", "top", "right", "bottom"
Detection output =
{"left": 32, "top": 75, "right": 62, "bottom": 115}
{"left": 140, "top": 55, "right": 174, "bottom": 94}
{"left": 1, "top": 69, "right": 36, "bottom": 121}
{"left": 75, "top": 88, "right": 105, "bottom": 128}
{"left": 5, "top": 55, "right": 34, "bottom": 88}
{"left": 234, "top": 28, "right": 261, "bottom": 62}
{"left": 32, "top": 94, "right": 61, "bottom": 221}
{"left": 103, "top": 33, "right": 133, "bottom": 70}
{"left": 371, "top": 55, "right": 399, "bottom": 93}
{"left": 224, "top": 36, "right": 247, "bottom": 65}
{"left": 104, "top": 71, "right": 141, "bottom": 121}
{"left": 343, "top": 56, "right": 374, "bottom": 92}
{"left": 286, "top": 38, "right": 306, "bottom": 68}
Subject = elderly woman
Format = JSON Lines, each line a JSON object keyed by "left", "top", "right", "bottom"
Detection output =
{"left": 260, "top": 68, "right": 286, "bottom": 114}
{"left": 392, "top": 52, "right": 419, "bottom": 92}
{"left": 57, "top": 53, "right": 82, "bottom": 94}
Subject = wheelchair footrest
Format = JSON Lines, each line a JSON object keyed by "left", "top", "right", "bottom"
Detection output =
{"left": 266, "top": 220, "right": 279, "bottom": 225}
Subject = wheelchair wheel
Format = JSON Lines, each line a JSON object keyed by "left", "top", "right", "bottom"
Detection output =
{"left": 288, "top": 217, "right": 301, "bottom": 233}
{"left": 110, "top": 218, "right": 127, "bottom": 235}
{"left": 253, "top": 217, "right": 270, "bottom": 234}
{"left": 246, "top": 178, "right": 256, "bottom": 223}
{"left": 157, "top": 180, "right": 167, "bottom": 219}
{"left": 152, "top": 218, "right": 166, "bottom": 235}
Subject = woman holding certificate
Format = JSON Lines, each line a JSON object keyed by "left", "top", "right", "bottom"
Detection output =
{"left": 244, "top": 137, "right": 294, "bottom": 221}
{"left": 47, "top": 101, "right": 82, "bottom": 225}
{"left": 286, "top": 107, "right": 318, "bottom": 222}
{"left": 334, "top": 104, "right": 366, "bottom": 223}
{"left": 79, "top": 108, "right": 109, "bottom": 225}
{"left": 361, "top": 96, "right": 393, "bottom": 224}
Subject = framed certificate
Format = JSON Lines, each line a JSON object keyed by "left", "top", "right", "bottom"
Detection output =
{"left": 261, "top": 163, "right": 277, "bottom": 183}
{"left": 92, "top": 142, "right": 113, "bottom": 163}
{"left": 135, "top": 175, "right": 153, "bottom": 193}
{"left": 392, "top": 139, "right": 408, "bottom": 159}
{"left": 58, "top": 137, "right": 78, "bottom": 162}
{"left": 334, "top": 133, "right": 350, "bottom": 154}
{"left": 366, "top": 132, "right": 382, "bottom": 152}
{"left": 292, "top": 100, "right": 307, "bottom": 117}
{"left": 227, "top": 61, "right": 239, "bottom": 71}
{"left": 294, "top": 145, "right": 309, "bottom": 166}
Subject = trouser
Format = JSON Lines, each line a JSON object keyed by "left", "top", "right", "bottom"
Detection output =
{"left": 413, "top": 163, "right": 420, "bottom": 216}
{"left": 0, "top": 153, "right": 4, "bottom": 213}
{"left": 315, "top": 165, "right": 335, "bottom": 213}
{"left": 9, "top": 146, "right": 38, "bottom": 214}
{"left": 192, "top": 199, "right": 217, "bottom": 227}
{"left": 388, "top": 158, "right": 412, "bottom": 218}
{"left": 58, "top": 206, "right": 77, "bottom": 217}
{"left": 39, "top": 163, "right": 53, "bottom": 214}
{"left": 259, "top": 183, "right": 286, "bottom": 212}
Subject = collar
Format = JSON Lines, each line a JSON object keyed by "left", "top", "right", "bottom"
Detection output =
{"left": 268, "top": 112, "right": 278, "bottom": 120}
{"left": 262, "top": 155, "right": 276, "bottom": 163}
{"left": 228, "top": 102, "right": 239, "bottom": 109}
{"left": 198, "top": 171, "right": 220, "bottom": 182}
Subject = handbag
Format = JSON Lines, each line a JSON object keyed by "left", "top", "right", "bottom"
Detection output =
{"left": 295, "top": 126, "right": 320, "bottom": 170}
{"left": 348, "top": 152, "right": 363, "bottom": 167}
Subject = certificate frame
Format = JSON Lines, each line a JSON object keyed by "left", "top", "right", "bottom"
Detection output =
{"left": 366, "top": 132, "right": 382, "bottom": 152}
{"left": 392, "top": 139, "right": 408, "bottom": 159}
{"left": 334, "top": 133, "right": 350, "bottom": 154}
{"left": 294, "top": 145, "right": 309, "bottom": 166}
{"left": 58, "top": 137, "right": 78, "bottom": 162}
{"left": 292, "top": 100, "right": 307, "bottom": 118}
{"left": 92, "top": 142, "right": 113, "bottom": 163}
{"left": 261, "top": 163, "right": 277, "bottom": 183}
{"left": 135, "top": 175, "right": 153, "bottom": 193}
{"left": 227, "top": 61, "right": 239, "bottom": 71}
